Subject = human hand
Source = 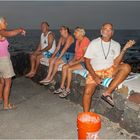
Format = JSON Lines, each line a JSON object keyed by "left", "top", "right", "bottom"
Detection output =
{"left": 94, "top": 75, "right": 102, "bottom": 85}
{"left": 19, "top": 28, "right": 26, "bottom": 36}
{"left": 33, "top": 51, "right": 41, "bottom": 56}
{"left": 56, "top": 57, "right": 61, "bottom": 62}
{"left": 123, "top": 40, "right": 136, "bottom": 51}
{"left": 21, "top": 30, "right": 26, "bottom": 36}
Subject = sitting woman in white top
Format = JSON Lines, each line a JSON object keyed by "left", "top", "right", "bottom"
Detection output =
{"left": 25, "top": 21, "right": 56, "bottom": 78}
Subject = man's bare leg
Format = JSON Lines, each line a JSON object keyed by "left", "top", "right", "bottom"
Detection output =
{"left": 25, "top": 54, "right": 37, "bottom": 77}
{"left": 0, "top": 78, "right": 4, "bottom": 101}
{"left": 29, "top": 54, "right": 43, "bottom": 78}
{"left": 104, "top": 63, "right": 131, "bottom": 96}
{"left": 83, "top": 83, "right": 97, "bottom": 112}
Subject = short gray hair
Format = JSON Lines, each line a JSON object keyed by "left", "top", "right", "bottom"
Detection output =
{"left": 75, "top": 27, "right": 86, "bottom": 36}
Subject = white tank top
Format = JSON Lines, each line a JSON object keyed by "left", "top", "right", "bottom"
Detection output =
{"left": 40, "top": 31, "right": 56, "bottom": 53}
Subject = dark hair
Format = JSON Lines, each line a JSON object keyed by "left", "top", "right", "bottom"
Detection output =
{"left": 60, "top": 26, "right": 70, "bottom": 34}
{"left": 41, "top": 21, "right": 49, "bottom": 27}
{"left": 102, "top": 22, "right": 113, "bottom": 29}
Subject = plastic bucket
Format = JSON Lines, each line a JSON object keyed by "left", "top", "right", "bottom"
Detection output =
{"left": 77, "top": 112, "right": 101, "bottom": 140}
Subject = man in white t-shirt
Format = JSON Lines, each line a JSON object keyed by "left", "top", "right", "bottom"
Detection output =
{"left": 25, "top": 21, "right": 56, "bottom": 78}
{"left": 83, "top": 23, "right": 135, "bottom": 111}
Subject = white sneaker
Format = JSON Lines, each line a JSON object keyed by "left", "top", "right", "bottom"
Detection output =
{"left": 59, "top": 90, "right": 71, "bottom": 98}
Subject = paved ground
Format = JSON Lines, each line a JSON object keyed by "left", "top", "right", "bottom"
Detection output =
{"left": 0, "top": 77, "right": 136, "bottom": 139}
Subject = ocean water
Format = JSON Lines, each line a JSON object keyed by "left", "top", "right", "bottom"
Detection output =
{"left": 8, "top": 29, "right": 140, "bottom": 62}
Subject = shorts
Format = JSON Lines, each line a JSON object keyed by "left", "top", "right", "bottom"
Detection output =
{"left": 86, "top": 65, "right": 115, "bottom": 85}
{"left": 56, "top": 52, "right": 74, "bottom": 63}
{"left": 80, "top": 61, "right": 86, "bottom": 69}
{"left": 0, "top": 57, "right": 15, "bottom": 78}
{"left": 43, "top": 51, "right": 52, "bottom": 58}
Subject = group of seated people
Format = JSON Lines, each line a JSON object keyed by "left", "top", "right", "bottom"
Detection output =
{"left": 26, "top": 21, "right": 135, "bottom": 112}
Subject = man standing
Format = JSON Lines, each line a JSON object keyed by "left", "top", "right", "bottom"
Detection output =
{"left": 83, "top": 23, "right": 135, "bottom": 111}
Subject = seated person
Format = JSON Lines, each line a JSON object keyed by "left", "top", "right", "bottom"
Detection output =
{"left": 39, "top": 26, "right": 75, "bottom": 85}
{"left": 83, "top": 23, "right": 135, "bottom": 111}
{"left": 25, "top": 21, "right": 56, "bottom": 78}
{"left": 54, "top": 27, "right": 90, "bottom": 98}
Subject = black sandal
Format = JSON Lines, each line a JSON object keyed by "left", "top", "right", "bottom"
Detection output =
{"left": 101, "top": 95, "right": 114, "bottom": 107}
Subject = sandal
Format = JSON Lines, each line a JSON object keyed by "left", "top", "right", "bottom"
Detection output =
{"left": 4, "top": 103, "right": 16, "bottom": 110}
{"left": 59, "top": 90, "right": 71, "bottom": 98}
{"left": 43, "top": 79, "right": 55, "bottom": 86}
{"left": 25, "top": 72, "right": 35, "bottom": 78}
{"left": 101, "top": 94, "right": 114, "bottom": 107}
{"left": 39, "top": 79, "right": 51, "bottom": 84}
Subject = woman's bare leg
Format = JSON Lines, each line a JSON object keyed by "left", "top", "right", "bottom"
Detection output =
{"left": 0, "top": 78, "right": 4, "bottom": 100}
{"left": 41, "top": 57, "right": 57, "bottom": 81}
{"left": 60, "top": 64, "right": 69, "bottom": 89}
{"left": 49, "top": 59, "right": 64, "bottom": 81}
{"left": 3, "top": 78, "right": 12, "bottom": 108}
{"left": 66, "top": 64, "right": 83, "bottom": 91}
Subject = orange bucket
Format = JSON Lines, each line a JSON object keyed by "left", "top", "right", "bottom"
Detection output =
{"left": 77, "top": 112, "right": 101, "bottom": 140}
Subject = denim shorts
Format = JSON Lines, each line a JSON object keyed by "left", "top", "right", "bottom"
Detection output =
{"left": 56, "top": 52, "right": 74, "bottom": 63}
{"left": 80, "top": 61, "right": 86, "bottom": 69}
{"left": 43, "top": 51, "right": 52, "bottom": 58}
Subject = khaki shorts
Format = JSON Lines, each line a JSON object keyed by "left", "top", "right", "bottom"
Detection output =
{"left": 86, "top": 65, "right": 115, "bottom": 85}
{"left": 0, "top": 57, "right": 15, "bottom": 78}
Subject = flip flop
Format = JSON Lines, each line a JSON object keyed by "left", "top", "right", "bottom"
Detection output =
{"left": 25, "top": 72, "right": 35, "bottom": 78}
{"left": 43, "top": 79, "right": 55, "bottom": 86}
{"left": 101, "top": 95, "right": 114, "bottom": 107}
{"left": 4, "top": 103, "right": 17, "bottom": 110}
{"left": 39, "top": 79, "right": 51, "bottom": 84}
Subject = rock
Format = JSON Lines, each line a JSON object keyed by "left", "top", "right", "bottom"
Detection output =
{"left": 32, "top": 64, "right": 48, "bottom": 83}
{"left": 11, "top": 52, "right": 30, "bottom": 76}
{"left": 128, "top": 93, "right": 140, "bottom": 104}
{"left": 120, "top": 101, "right": 140, "bottom": 135}
{"left": 131, "top": 135, "right": 140, "bottom": 139}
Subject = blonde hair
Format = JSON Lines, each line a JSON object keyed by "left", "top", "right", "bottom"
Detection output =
{"left": 0, "top": 17, "right": 5, "bottom": 23}
{"left": 75, "top": 27, "right": 86, "bottom": 36}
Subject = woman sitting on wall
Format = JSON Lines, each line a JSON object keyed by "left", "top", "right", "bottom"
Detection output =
{"left": 39, "top": 26, "right": 75, "bottom": 85}
{"left": 54, "top": 27, "right": 90, "bottom": 98}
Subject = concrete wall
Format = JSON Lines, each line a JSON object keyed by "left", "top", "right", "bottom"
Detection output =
{"left": 11, "top": 52, "right": 140, "bottom": 136}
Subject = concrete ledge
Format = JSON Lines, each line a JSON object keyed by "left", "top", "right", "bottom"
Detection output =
{"left": 11, "top": 52, "right": 140, "bottom": 136}
{"left": 32, "top": 64, "right": 140, "bottom": 136}
{"left": 11, "top": 52, "right": 30, "bottom": 76}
